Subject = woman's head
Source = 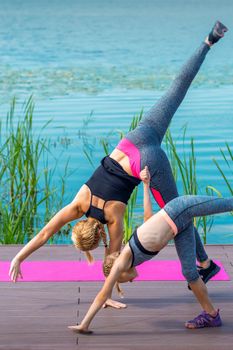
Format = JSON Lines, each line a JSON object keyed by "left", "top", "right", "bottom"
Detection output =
{"left": 72, "top": 217, "right": 108, "bottom": 263}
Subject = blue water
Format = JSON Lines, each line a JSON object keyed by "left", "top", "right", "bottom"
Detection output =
{"left": 0, "top": 0, "right": 233, "bottom": 243}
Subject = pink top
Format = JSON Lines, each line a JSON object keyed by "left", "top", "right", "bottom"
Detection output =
{"left": 116, "top": 138, "right": 141, "bottom": 178}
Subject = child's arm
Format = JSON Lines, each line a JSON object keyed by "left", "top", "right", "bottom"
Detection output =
{"left": 140, "top": 166, "right": 153, "bottom": 221}
{"left": 68, "top": 246, "right": 132, "bottom": 334}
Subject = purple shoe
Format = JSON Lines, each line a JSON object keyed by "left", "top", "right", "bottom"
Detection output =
{"left": 185, "top": 309, "right": 222, "bottom": 329}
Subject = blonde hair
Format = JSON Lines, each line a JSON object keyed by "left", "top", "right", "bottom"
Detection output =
{"left": 72, "top": 218, "right": 123, "bottom": 296}
{"left": 103, "top": 252, "right": 124, "bottom": 298}
{"left": 103, "top": 252, "right": 120, "bottom": 277}
{"left": 72, "top": 217, "right": 108, "bottom": 263}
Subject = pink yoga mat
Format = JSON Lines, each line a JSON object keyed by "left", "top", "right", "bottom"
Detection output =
{"left": 0, "top": 260, "right": 229, "bottom": 282}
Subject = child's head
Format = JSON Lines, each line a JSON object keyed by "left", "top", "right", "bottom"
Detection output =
{"left": 103, "top": 250, "right": 138, "bottom": 284}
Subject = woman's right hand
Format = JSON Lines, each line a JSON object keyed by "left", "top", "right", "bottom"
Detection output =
{"left": 9, "top": 257, "right": 23, "bottom": 282}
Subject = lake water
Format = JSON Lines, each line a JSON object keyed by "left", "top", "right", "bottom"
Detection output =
{"left": 0, "top": 0, "right": 232, "bottom": 243}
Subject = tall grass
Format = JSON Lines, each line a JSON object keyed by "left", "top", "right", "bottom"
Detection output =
{"left": 213, "top": 143, "right": 233, "bottom": 196}
{"left": 164, "top": 127, "right": 214, "bottom": 243}
{"left": 0, "top": 98, "right": 70, "bottom": 244}
{"left": 213, "top": 142, "right": 233, "bottom": 217}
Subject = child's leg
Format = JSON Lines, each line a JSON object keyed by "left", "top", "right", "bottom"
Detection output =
{"left": 140, "top": 42, "right": 210, "bottom": 143}
{"left": 164, "top": 195, "right": 233, "bottom": 234}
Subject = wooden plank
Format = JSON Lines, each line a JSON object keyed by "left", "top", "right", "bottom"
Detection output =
{"left": 0, "top": 245, "right": 233, "bottom": 350}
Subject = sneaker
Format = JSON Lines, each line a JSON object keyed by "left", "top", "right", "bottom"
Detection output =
{"left": 188, "top": 260, "right": 220, "bottom": 290}
{"left": 208, "top": 21, "right": 228, "bottom": 44}
{"left": 185, "top": 309, "right": 222, "bottom": 329}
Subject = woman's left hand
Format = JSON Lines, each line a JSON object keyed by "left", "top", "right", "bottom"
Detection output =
{"left": 103, "top": 298, "right": 127, "bottom": 309}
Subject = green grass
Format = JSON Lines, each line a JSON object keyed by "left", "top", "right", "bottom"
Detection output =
{"left": 1, "top": 98, "right": 232, "bottom": 245}
{"left": 0, "top": 97, "right": 71, "bottom": 244}
{"left": 164, "top": 126, "right": 214, "bottom": 244}
{"left": 212, "top": 142, "right": 233, "bottom": 217}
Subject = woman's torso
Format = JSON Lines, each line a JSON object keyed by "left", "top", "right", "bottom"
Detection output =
{"left": 78, "top": 148, "right": 138, "bottom": 223}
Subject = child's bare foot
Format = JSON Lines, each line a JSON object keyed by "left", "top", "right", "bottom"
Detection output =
{"left": 68, "top": 324, "right": 93, "bottom": 334}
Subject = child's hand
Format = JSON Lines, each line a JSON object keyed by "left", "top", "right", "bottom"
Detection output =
{"left": 103, "top": 298, "right": 127, "bottom": 308}
{"left": 68, "top": 324, "right": 93, "bottom": 334}
{"left": 140, "top": 166, "right": 151, "bottom": 184}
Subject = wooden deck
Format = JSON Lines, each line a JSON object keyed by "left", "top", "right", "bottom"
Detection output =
{"left": 0, "top": 245, "right": 233, "bottom": 350}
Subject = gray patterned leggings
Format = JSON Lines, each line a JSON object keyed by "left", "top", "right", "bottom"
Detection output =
{"left": 126, "top": 42, "right": 211, "bottom": 282}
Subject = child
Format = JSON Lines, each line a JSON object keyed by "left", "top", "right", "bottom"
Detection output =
{"left": 68, "top": 167, "right": 233, "bottom": 332}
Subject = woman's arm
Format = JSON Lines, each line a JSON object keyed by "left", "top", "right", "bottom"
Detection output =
{"left": 9, "top": 201, "right": 83, "bottom": 282}
{"left": 140, "top": 166, "right": 153, "bottom": 221}
{"left": 106, "top": 202, "right": 126, "bottom": 254}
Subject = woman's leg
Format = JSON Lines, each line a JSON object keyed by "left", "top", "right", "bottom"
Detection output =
{"left": 125, "top": 40, "right": 213, "bottom": 266}
{"left": 174, "top": 226, "right": 218, "bottom": 319}
{"left": 124, "top": 22, "right": 227, "bottom": 277}
{"left": 139, "top": 20, "right": 227, "bottom": 143}
{"left": 139, "top": 42, "right": 210, "bottom": 143}
{"left": 163, "top": 194, "right": 232, "bottom": 327}
{"left": 147, "top": 147, "right": 209, "bottom": 264}
{"left": 164, "top": 195, "right": 233, "bottom": 234}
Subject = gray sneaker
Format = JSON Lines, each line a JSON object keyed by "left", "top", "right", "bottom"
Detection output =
{"left": 208, "top": 21, "right": 228, "bottom": 44}
{"left": 188, "top": 260, "right": 220, "bottom": 290}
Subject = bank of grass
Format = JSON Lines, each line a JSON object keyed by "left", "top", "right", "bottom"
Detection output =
{"left": 0, "top": 98, "right": 70, "bottom": 244}
{"left": 1, "top": 98, "right": 232, "bottom": 244}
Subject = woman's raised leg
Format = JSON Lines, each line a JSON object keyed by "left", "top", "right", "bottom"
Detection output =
{"left": 139, "top": 21, "right": 227, "bottom": 143}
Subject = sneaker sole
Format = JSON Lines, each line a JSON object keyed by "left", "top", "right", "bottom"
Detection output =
{"left": 185, "top": 321, "right": 222, "bottom": 329}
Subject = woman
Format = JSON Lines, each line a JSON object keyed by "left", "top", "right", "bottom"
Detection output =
{"left": 68, "top": 168, "right": 233, "bottom": 332}
{"left": 9, "top": 21, "right": 228, "bottom": 308}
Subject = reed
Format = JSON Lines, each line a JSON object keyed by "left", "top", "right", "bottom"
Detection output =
{"left": 164, "top": 127, "right": 214, "bottom": 243}
{"left": 213, "top": 142, "right": 233, "bottom": 196}
{"left": 213, "top": 142, "right": 233, "bottom": 217}
{"left": 0, "top": 98, "right": 70, "bottom": 244}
